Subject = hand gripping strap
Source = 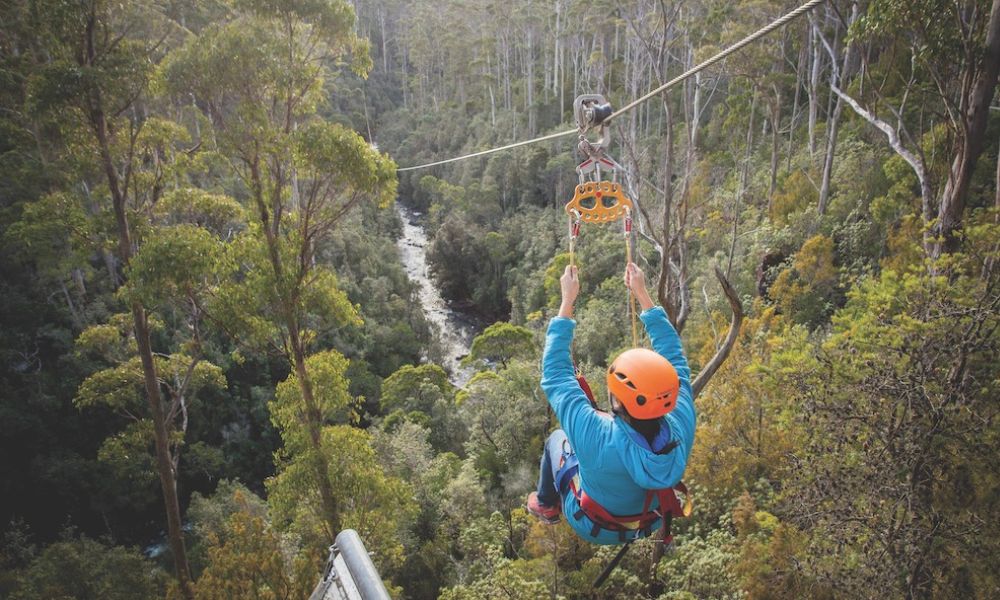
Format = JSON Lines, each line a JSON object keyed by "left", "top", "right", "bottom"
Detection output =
{"left": 565, "top": 181, "right": 634, "bottom": 223}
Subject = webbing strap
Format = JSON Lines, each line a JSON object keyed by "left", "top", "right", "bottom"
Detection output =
{"left": 624, "top": 210, "right": 638, "bottom": 347}
{"left": 569, "top": 475, "right": 687, "bottom": 543}
{"left": 569, "top": 474, "right": 680, "bottom": 542}
{"left": 568, "top": 212, "right": 580, "bottom": 267}
{"left": 575, "top": 369, "right": 598, "bottom": 409}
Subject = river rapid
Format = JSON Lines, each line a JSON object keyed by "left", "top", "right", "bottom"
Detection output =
{"left": 395, "top": 203, "right": 478, "bottom": 386}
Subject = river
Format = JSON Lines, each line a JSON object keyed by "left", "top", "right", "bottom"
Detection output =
{"left": 395, "top": 203, "right": 478, "bottom": 386}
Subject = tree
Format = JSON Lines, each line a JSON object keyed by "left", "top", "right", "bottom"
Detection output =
{"left": 189, "top": 483, "right": 314, "bottom": 600}
{"left": 164, "top": 0, "right": 397, "bottom": 543}
{"left": 10, "top": 536, "right": 165, "bottom": 600}
{"left": 267, "top": 424, "right": 418, "bottom": 579}
{"left": 687, "top": 308, "right": 810, "bottom": 497}
{"left": 820, "top": 0, "right": 1000, "bottom": 257}
{"left": 613, "top": 0, "right": 745, "bottom": 402}
{"left": 788, "top": 215, "right": 1000, "bottom": 599}
{"left": 19, "top": 1, "right": 212, "bottom": 591}
{"left": 457, "top": 361, "right": 549, "bottom": 507}
{"left": 464, "top": 322, "right": 536, "bottom": 369}
{"left": 380, "top": 363, "right": 455, "bottom": 413}
{"left": 379, "top": 364, "right": 466, "bottom": 452}
{"left": 769, "top": 234, "right": 841, "bottom": 327}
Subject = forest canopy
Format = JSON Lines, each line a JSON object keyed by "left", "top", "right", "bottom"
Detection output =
{"left": 1, "top": 0, "right": 998, "bottom": 599}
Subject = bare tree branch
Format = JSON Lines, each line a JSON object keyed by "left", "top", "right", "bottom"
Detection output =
{"left": 692, "top": 267, "right": 744, "bottom": 398}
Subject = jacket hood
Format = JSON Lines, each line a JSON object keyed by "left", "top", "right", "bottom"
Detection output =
{"left": 611, "top": 416, "right": 682, "bottom": 489}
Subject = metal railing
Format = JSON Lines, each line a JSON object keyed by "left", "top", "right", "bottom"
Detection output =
{"left": 309, "top": 530, "right": 391, "bottom": 600}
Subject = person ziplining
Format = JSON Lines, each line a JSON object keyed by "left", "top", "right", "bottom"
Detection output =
{"left": 526, "top": 261, "right": 694, "bottom": 548}
{"left": 521, "top": 95, "right": 694, "bottom": 587}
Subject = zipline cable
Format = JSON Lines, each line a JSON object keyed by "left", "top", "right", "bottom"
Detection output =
{"left": 396, "top": 0, "right": 825, "bottom": 173}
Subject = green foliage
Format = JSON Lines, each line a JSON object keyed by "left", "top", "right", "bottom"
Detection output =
{"left": 458, "top": 360, "right": 547, "bottom": 500}
{"left": 295, "top": 121, "right": 398, "bottom": 209}
{"left": 426, "top": 214, "right": 509, "bottom": 317}
{"left": 688, "top": 309, "right": 810, "bottom": 498}
{"left": 464, "top": 322, "right": 536, "bottom": 369}
{"left": 439, "top": 512, "right": 550, "bottom": 600}
{"left": 190, "top": 483, "right": 314, "bottom": 600}
{"left": 272, "top": 349, "right": 359, "bottom": 445}
{"left": 96, "top": 420, "right": 159, "bottom": 503}
{"left": 785, "top": 215, "right": 1000, "bottom": 597}
{"left": 154, "top": 189, "right": 246, "bottom": 235}
{"left": 189, "top": 480, "right": 269, "bottom": 546}
{"left": 380, "top": 363, "right": 453, "bottom": 413}
{"left": 75, "top": 354, "right": 225, "bottom": 413}
{"left": 657, "top": 529, "right": 743, "bottom": 600}
{"left": 770, "top": 170, "right": 816, "bottom": 226}
{"left": 729, "top": 492, "right": 818, "bottom": 599}
{"left": 4, "top": 192, "right": 94, "bottom": 280}
{"left": 769, "top": 235, "right": 840, "bottom": 328}
{"left": 212, "top": 228, "right": 361, "bottom": 351}
{"left": 9, "top": 536, "right": 165, "bottom": 600}
{"left": 123, "top": 225, "right": 222, "bottom": 309}
{"left": 378, "top": 363, "right": 465, "bottom": 452}
{"left": 74, "top": 321, "right": 133, "bottom": 363}
{"left": 267, "top": 425, "right": 418, "bottom": 576}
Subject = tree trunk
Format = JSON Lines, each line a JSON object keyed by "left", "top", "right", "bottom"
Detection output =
{"left": 134, "top": 303, "right": 194, "bottom": 598}
{"left": 730, "top": 88, "right": 756, "bottom": 279}
{"left": 903, "top": 457, "right": 937, "bottom": 600}
{"left": 96, "top": 119, "right": 194, "bottom": 600}
{"left": 818, "top": 3, "right": 858, "bottom": 215}
{"left": 60, "top": 280, "right": 82, "bottom": 328}
{"left": 817, "top": 96, "right": 842, "bottom": 215}
{"left": 933, "top": 0, "right": 1000, "bottom": 256}
{"left": 290, "top": 332, "right": 341, "bottom": 539}
{"left": 657, "top": 101, "right": 676, "bottom": 321}
{"left": 379, "top": 8, "right": 388, "bottom": 73}
{"left": 527, "top": 28, "right": 536, "bottom": 135}
{"left": 788, "top": 23, "right": 807, "bottom": 172}
{"left": 768, "top": 88, "right": 782, "bottom": 207}
{"left": 808, "top": 22, "right": 821, "bottom": 157}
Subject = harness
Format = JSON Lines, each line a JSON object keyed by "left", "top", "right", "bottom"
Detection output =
{"left": 569, "top": 366, "right": 693, "bottom": 546}
{"left": 569, "top": 475, "right": 690, "bottom": 545}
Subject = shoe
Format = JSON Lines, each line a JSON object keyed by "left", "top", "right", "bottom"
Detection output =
{"left": 526, "top": 492, "right": 561, "bottom": 524}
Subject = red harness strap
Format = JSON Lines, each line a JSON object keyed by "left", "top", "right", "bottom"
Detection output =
{"left": 575, "top": 368, "right": 598, "bottom": 409}
{"left": 569, "top": 476, "right": 689, "bottom": 544}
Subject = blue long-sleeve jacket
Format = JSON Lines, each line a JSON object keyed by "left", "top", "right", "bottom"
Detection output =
{"left": 540, "top": 306, "right": 695, "bottom": 544}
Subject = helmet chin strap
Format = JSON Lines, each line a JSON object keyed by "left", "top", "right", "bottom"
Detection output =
{"left": 609, "top": 393, "right": 630, "bottom": 420}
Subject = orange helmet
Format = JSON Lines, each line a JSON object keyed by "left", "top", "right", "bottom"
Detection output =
{"left": 607, "top": 348, "right": 679, "bottom": 420}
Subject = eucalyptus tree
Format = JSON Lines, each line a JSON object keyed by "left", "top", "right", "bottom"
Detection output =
{"left": 72, "top": 183, "right": 240, "bottom": 526}
{"left": 162, "top": 0, "right": 397, "bottom": 543}
{"left": 12, "top": 0, "right": 227, "bottom": 593}
{"left": 811, "top": 1, "right": 859, "bottom": 215}
{"left": 818, "top": 0, "right": 1000, "bottom": 256}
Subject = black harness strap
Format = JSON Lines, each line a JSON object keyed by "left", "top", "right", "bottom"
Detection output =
{"left": 593, "top": 540, "right": 633, "bottom": 588}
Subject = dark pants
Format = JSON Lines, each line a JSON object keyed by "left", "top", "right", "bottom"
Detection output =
{"left": 536, "top": 429, "right": 578, "bottom": 507}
